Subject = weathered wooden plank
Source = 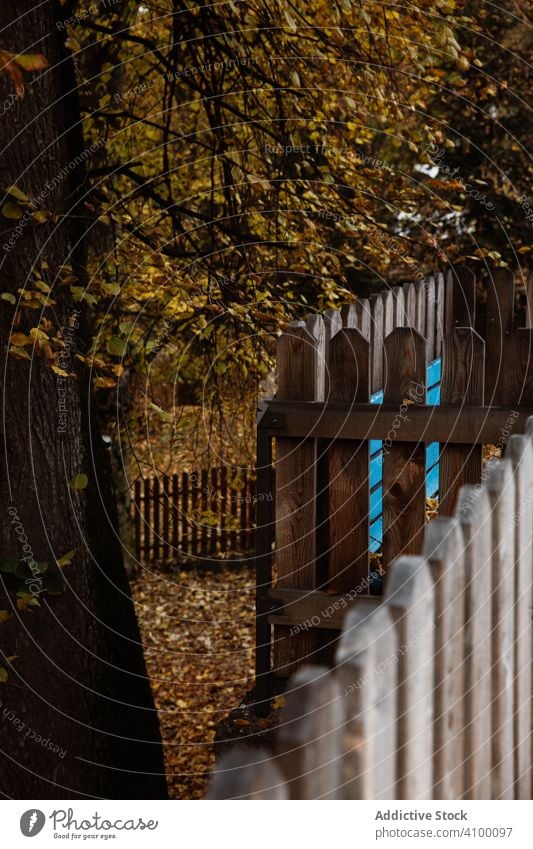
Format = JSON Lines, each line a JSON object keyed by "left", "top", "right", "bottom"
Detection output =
{"left": 382, "top": 329, "right": 427, "bottom": 571}
{"left": 393, "top": 286, "right": 406, "bottom": 328}
{"left": 356, "top": 298, "right": 371, "bottom": 339}
{"left": 424, "top": 275, "right": 437, "bottom": 360}
{"left": 324, "top": 308, "right": 343, "bottom": 347}
{"left": 265, "top": 587, "right": 380, "bottom": 631}
{"left": 383, "top": 289, "right": 395, "bottom": 340}
{"left": 340, "top": 302, "right": 357, "bottom": 328}
{"left": 310, "top": 313, "right": 334, "bottom": 584}
{"left": 385, "top": 555, "right": 435, "bottom": 799}
{"left": 274, "top": 321, "right": 321, "bottom": 674}
{"left": 485, "top": 458, "right": 515, "bottom": 798}
{"left": 423, "top": 517, "right": 465, "bottom": 799}
{"left": 335, "top": 602, "right": 398, "bottom": 799}
{"left": 208, "top": 748, "right": 288, "bottom": 799}
{"left": 444, "top": 269, "right": 454, "bottom": 336}
{"left": 405, "top": 283, "right": 417, "bottom": 327}
{"left": 505, "top": 433, "right": 533, "bottom": 799}
{"left": 415, "top": 279, "right": 427, "bottom": 338}
{"left": 439, "top": 329, "right": 485, "bottom": 515}
{"left": 435, "top": 272, "right": 445, "bottom": 356}
{"left": 500, "top": 329, "right": 533, "bottom": 407}
{"left": 276, "top": 666, "right": 343, "bottom": 799}
{"left": 370, "top": 294, "right": 385, "bottom": 393}
{"left": 455, "top": 485, "right": 492, "bottom": 799}
{"left": 526, "top": 274, "right": 533, "bottom": 329}
{"left": 485, "top": 267, "right": 515, "bottom": 403}
{"left": 262, "top": 400, "right": 533, "bottom": 445}
{"left": 305, "top": 314, "right": 326, "bottom": 402}
{"left": 449, "top": 266, "right": 476, "bottom": 329}
{"left": 328, "top": 328, "right": 370, "bottom": 593}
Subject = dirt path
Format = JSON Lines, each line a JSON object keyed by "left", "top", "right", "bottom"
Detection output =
{"left": 131, "top": 564, "right": 255, "bottom": 798}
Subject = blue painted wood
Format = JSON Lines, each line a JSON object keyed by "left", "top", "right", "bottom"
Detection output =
{"left": 368, "top": 358, "right": 441, "bottom": 552}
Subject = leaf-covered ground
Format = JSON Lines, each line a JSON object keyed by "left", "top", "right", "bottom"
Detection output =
{"left": 130, "top": 564, "right": 256, "bottom": 799}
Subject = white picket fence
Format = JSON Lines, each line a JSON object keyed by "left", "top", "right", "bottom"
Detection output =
{"left": 208, "top": 419, "right": 533, "bottom": 800}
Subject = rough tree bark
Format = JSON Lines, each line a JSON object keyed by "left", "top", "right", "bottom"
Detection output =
{"left": 0, "top": 0, "right": 167, "bottom": 798}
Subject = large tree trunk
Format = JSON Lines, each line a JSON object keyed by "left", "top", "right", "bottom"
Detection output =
{"left": 0, "top": 0, "right": 167, "bottom": 799}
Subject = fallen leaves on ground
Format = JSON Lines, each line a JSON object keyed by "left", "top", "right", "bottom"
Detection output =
{"left": 131, "top": 564, "right": 256, "bottom": 799}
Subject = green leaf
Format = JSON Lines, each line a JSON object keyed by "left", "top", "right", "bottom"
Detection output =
{"left": 69, "top": 473, "right": 88, "bottom": 490}
{"left": 102, "top": 282, "right": 121, "bottom": 297}
{"left": 2, "top": 201, "right": 24, "bottom": 219}
{"left": 13, "top": 53, "right": 48, "bottom": 72}
{"left": 149, "top": 402, "right": 173, "bottom": 423}
{"left": 65, "top": 37, "right": 81, "bottom": 53}
{"left": 106, "top": 336, "right": 126, "bottom": 357}
{"left": 4, "top": 185, "right": 29, "bottom": 202}
{"left": 1, "top": 292, "right": 16, "bottom": 304}
{"left": 0, "top": 557, "right": 20, "bottom": 575}
{"left": 56, "top": 549, "right": 76, "bottom": 569}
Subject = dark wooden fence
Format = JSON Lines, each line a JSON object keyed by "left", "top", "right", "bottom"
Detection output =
{"left": 255, "top": 266, "right": 533, "bottom": 686}
{"left": 131, "top": 468, "right": 256, "bottom": 562}
{"left": 208, "top": 266, "right": 533, "bottom": 800}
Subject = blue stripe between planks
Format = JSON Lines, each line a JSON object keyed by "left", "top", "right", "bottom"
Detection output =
{"left": 369, "top": 358, "right": 441, "bottom": 553}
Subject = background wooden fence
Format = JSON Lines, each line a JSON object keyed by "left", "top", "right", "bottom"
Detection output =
{"left": 131, "top": 468, "right": 256, "bottom": 562}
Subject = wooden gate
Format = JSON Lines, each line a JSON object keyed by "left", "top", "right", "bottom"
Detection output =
{"left": 255, "top": 267, "right": 533, "bottom": 707}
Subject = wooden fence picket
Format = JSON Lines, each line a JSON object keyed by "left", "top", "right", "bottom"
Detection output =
{"left": 382, "top": 328, "right": 427, "bottom": 572}
{"left": 370, "top": 294, "right": 385, "bottom": 393}
{"left": 485, "top": 458, "right": 516, "bottom": 798}
{"left": 276, "top": 666, "right": 343, "bottom": 799}
{"left": 335, "top": 602, "right": 398, "bottom": 799}
{"left": 505, "top": 433, "right": 533, "bottom": 799}
{"left": 455, "top": 485, "right": 492, "bottom": 799}
{"left": 439, "top": 328, "right": 485, "bottom": 515}
{"left": 423, "top": 517, "right": 465, "bottom": 799}
{"left": 208, "top": 748, "right": 288, "bottom": 799}
{"left": 274, "top": 320, "right": 321, "bottom": 674}
{"left": 385, "top": 555, "right": 435, "bottom": 799}
{"left": 328, "top": 328, "right": 371, "bottom": 593}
